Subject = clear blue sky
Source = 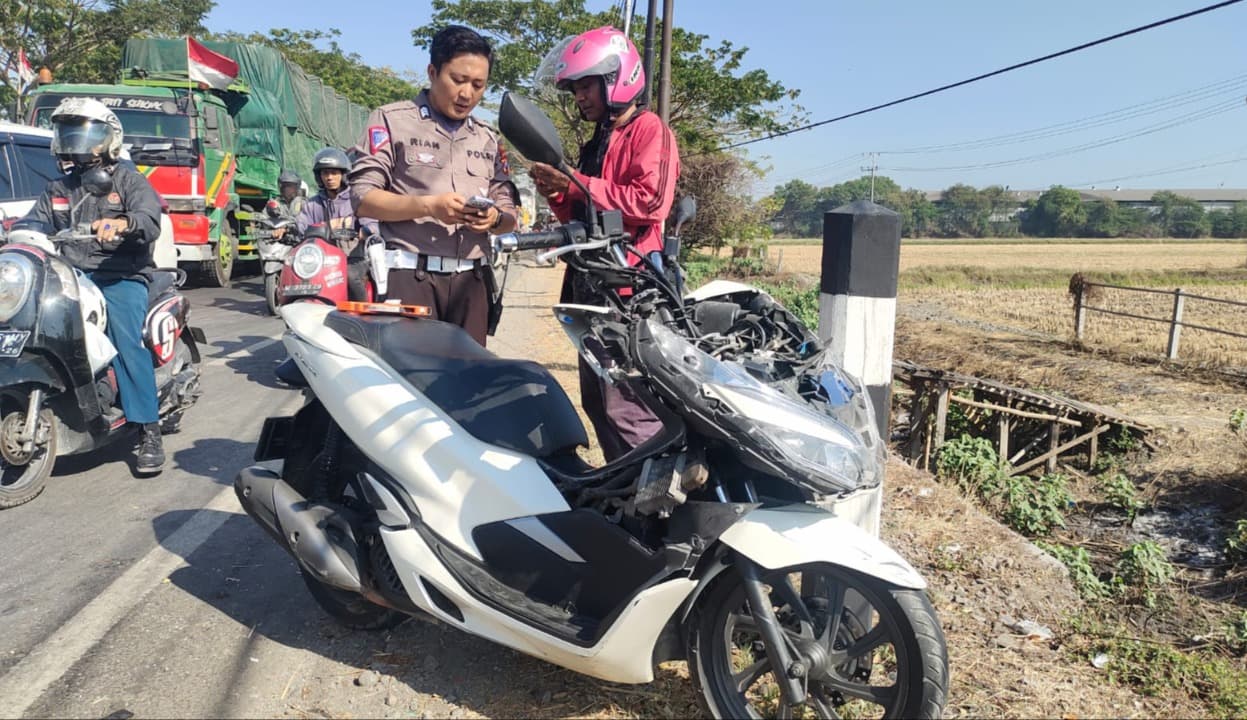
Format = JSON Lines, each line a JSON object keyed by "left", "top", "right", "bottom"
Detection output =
{"left": 206, "top": 0, "right": 1247, "bottom": 195}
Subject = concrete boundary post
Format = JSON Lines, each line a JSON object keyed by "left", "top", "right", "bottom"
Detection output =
{"left": 818, "top": 200, "right": 902, "bottom": 536}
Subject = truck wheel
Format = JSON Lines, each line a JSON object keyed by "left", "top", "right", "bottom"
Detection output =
{"left": 201, "top": 230, "right": 236, "bottom": 288}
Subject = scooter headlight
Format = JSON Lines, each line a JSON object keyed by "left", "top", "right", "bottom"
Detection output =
{"left": 0, "top": 254, "right": 35, "bottom": 323}
{"left": 292, "top": 243, "right": 325, "bottom": 280}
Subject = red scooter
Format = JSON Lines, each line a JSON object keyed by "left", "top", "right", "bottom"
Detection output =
{"left": 276, "top": 224, "right": 377, "bottom": 307}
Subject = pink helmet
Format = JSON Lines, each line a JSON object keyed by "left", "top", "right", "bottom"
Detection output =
{"left": 547, "top": 26, "right": 645, "bottom": 110}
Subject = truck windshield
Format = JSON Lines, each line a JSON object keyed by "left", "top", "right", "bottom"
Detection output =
{"left": 30, "top": 95, "right": 196, "bottom": 166}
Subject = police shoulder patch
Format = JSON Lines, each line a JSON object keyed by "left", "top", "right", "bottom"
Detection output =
{"left": 368, "top": 126, "right": 390, "bottom": 154}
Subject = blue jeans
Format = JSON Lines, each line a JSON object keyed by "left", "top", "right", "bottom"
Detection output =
{"left": 92, "top": 276, "right": 159, "bottom": 424}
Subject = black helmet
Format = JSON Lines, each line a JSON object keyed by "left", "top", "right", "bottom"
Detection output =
{"left": 278, "top": 169, "right": 301, "bottom": 186}
{"left": 312, "top": 147, "right": 350, "bottom": 188}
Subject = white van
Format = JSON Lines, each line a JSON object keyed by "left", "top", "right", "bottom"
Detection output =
{"left": 0, "top": 122, "right": 57, "bottom": 226}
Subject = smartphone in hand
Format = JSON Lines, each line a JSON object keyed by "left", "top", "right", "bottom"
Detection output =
{"left": 466, "top": 195, "right": 496, "bottom": 213}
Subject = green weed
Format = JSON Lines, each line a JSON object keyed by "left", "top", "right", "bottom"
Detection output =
{"left": 1097, "top": 470, "right": 1145, "bottom": 522}
{"left": 1116, "top": 541, "right": 1174, "bottom": 608}
{"left": 1036, "top": 541, "right": 1112, "bottom": 600}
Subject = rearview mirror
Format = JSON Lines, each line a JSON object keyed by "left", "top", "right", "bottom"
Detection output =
{"left": 499, "top": 92, "right": 566, "bottom": 169}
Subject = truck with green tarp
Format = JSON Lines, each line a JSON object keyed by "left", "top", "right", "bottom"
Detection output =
{"left": 25, "top": 38, "right": 370, "bottom": 287}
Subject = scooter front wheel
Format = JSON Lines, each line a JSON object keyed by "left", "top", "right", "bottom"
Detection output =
{"left": 264, "top": 272, "right": 281, "bottom": 316}
{"left": 0, "top": 409, "right": 57, "bottom": 509}
{"left": 688, "top": 561, "right": 949, "bottom": 719}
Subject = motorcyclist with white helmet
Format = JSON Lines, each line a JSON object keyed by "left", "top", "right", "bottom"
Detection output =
{"left": 270, "top": 169, "right": 305, "bottom": 240}
{"left": 22, "top": 97, "right": 167, "bottom": 473}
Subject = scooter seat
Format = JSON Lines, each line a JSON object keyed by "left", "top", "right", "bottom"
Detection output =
{"left": 147, "top": 270, "right": 179, "bottom": 304}
{"left": 324, "top": 311, "right": 588, "bottom": 458}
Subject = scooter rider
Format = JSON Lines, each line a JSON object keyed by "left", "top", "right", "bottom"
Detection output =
{"left": 297, "top": 148, "right": 376, "bottom": 238}
{"left": 271, "top": 169, "right": 304, "bottom": 240}
{"left": 23, "top": 97, "right": 167, "bottom": 473}
{"left": 530, "top": 26, "right": 681, "bottom": 461}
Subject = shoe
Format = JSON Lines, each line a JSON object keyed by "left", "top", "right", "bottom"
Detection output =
{"left": 136, "top": 422, "right": 165, "bottom": 473}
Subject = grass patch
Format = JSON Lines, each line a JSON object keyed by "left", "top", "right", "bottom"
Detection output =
{"left": 1096, "top": 638, "right": 1247, "bottom": 716}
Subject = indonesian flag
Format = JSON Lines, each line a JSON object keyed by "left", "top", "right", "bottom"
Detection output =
{"left": 16, "top": 49, "right": 34, "bottom": 88}
{"left": 186, "top": 37, "right": 238, "bottom": 90}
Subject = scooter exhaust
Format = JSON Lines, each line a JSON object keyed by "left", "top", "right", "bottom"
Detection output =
{"left": 233, "top": 466, "right": 364, "bottom": 593}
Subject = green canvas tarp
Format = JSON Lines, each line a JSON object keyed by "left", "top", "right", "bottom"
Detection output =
{"left": 121, "top": 38, "right": 371, "bottom": 189}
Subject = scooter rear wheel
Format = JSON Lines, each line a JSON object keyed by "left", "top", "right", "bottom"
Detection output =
{"left": 688, "top": 562, "right": 948, "bottom": 719}
{"left": 0, "top": 409, "right": 57, "bottom": 509}
{"left": 300, "top": 570, "right": 407, "bottom": 631}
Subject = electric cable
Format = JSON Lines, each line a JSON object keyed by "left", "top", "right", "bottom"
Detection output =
{"left": 702, "top": 0, "right": 1245, "bottom": 155}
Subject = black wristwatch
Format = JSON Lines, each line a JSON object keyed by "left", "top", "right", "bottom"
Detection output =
{"left": 491, "top": 211, "right": 507, "bottom": 231}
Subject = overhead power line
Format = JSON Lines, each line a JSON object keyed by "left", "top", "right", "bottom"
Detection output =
{"left": 882, "top": 97, "right": 1242, "bottom": 172}
{"left": 1071, "top": 152, "right": 1247, "bottom": 187}
{"left": 710, "top": 0, "right": 1245, "bottom": 155}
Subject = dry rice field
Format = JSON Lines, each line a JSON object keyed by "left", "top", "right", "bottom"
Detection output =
{"left": 770, "top": 241, "right": 1247, "bottom": 368}
{"left": 770, "top": 241, "right": 1245, "bottom": 273}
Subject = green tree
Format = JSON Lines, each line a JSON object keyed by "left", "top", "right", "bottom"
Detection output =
{"left": 2, "top": 0, "right": 214, "bottom": 114}
{"left": 891, "top": 188, "right": 937, "bottom": 238}
{"left": 818, "top": 175, "right": 901, "bottom": 213}
{"left": 211, "top": 28, "right": 420, "bottom": 109}
{"left": 937, "top": 183, "right": 992, "bottom": 237}
{"left": 411, "top": 0, "right": 805, "bottom": 157}
{"left": 1209, "top": 209, "right": 1237, "bottom": 238}
{"left": 1021, "top": 186, "right": 1086, "bottom": 237}
{"left": 1152, "top": 191, "right": 1208, "bottom": 238}
{"left": 979, "top": 184, "right": 1020, "bottom": 236}
{"left": 1084, "top": 198, "right": 1122, "bottom": 237}
{"left": 768, "top": 179, "right": 820, "bottom": 237}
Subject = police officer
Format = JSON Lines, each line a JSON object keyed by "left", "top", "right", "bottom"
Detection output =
{"left": 24, "top": 98, "right": 166, "bottom": 473}
{"left": 351, "top": 25, "right": 518, "bottom": 346}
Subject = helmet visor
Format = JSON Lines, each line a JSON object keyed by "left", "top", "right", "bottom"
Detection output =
{"left": 52, "top": 119, "right": 113, "bottom": 158}
{"left": 533, "top": 36, "right": 577, "bottom": 100}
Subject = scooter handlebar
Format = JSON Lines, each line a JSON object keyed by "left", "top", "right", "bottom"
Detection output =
{"left": 494, "top": 223, "right": 588, "bottom": 254}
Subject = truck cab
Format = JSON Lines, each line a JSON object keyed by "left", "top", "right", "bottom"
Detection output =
{"left": 27, "top": 82, "right": 251, "bottom": 287}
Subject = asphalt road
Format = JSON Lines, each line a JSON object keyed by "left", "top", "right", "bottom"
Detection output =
{"left": 0, "top": 264, "right": 590, "bottom": 720}
{"left": 0, "top": 272, "right": 314, "bottom": 718}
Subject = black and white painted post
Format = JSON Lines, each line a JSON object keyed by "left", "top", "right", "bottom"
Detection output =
{"left": 818, "top": 200, "right": 902, "bottom": 535}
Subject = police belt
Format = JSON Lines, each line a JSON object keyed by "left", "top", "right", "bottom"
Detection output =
{"left": 385, "top": 248, "right": 480, "bottom": 274}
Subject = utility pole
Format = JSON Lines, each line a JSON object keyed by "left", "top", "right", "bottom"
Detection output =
{"left": 860, "top": 152, "right": 879, "bottom": 202}
{"left": 658, "top": 0, "right": 673, "bottom": 125}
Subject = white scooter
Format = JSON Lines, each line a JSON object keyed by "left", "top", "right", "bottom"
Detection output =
{"left": 233, "top": 94, "right": 948, "bottom": 718}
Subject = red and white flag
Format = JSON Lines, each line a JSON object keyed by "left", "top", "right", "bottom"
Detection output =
{"left": 16, "top": 49, "right": 35, "bottom": 88}
{"left": 186, "top": 37, "right": 238, "bottom": 90}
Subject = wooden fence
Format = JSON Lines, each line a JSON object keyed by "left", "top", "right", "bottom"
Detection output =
{"left": 1070, "top": 275, "right": 1247, "bottom": 360}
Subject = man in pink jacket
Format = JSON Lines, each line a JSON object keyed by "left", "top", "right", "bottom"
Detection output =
{"left": 530, "top": 26, "right": 681, "bottom": 461}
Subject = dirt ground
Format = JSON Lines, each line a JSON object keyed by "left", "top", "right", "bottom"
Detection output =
{"left": 277, "top": 258, "right": 1245, "bottom": 719}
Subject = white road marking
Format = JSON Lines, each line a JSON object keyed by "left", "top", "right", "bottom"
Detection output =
{"left": 0, "top": 390, "right": 303, "bottom": 717}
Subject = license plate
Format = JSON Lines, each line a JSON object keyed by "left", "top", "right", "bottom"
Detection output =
{"left": 0, "top": 330, "right": 29, "bottom": 358}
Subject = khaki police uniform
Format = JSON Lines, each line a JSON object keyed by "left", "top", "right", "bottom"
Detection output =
{"left": 350, "top": 90, "right": 517, "bottom": 345}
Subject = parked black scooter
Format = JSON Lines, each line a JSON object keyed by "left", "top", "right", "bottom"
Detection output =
{"left": 0, "top": 220, "right": 205, "bottom": 507}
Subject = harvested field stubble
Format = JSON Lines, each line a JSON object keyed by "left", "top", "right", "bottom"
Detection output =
{"left": 769, "top": 242, "right": 1246, "bottom": 274}
{"left": 919, "top": 285, "right": 1247, "bottom": 368}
